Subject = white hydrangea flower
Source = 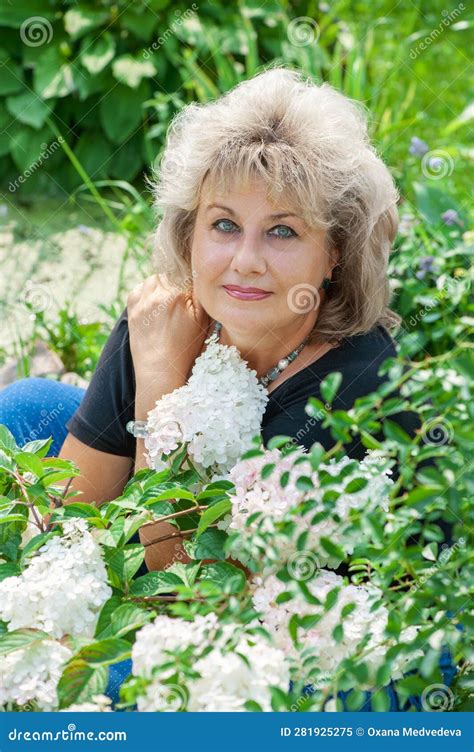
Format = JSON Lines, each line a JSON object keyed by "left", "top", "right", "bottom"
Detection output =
{"left": 144, "top": 331, "right": 268, "bottom": 476}
{"left": 0, "top": 638, "right": 72, "bottom": 711}
{"left": 0, "top": 519, "right": 111, "bottom": 639}
{"left": 225, "top": 448, "right": 393, "bottom": 568}
{"left": 132, "top": 612, "right": 290, "bottom": 712}
{"left": 60, "top": 694, "right": 113, "bottom": 712}
{"left": 251, "top": 570, "right": 421, "bottom": 687}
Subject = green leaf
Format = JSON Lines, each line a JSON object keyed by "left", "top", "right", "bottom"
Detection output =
{"left": 94, "top": 596, "right": 123, "bottom": 639}
{"left": 383, "top": 419, "right": 413, "bottom": 444}
{"left": 0, "top": 425, "right": 17, "bottom": 453}
{"left": 105, "top": 545, "right": 145, "bottom": 584}
{"left": 0, "top": 562, "right": 21, "bottom": 581}
{"left": 33, "top": 47, "right": 75, "bottom": 99}
{"left": 15, "top": 451, "right": 44, "bottom": 478}
{"left": 261, "top": 463, "right": 276, "bottom": 479}
{"left": 5, "top": 91, "right": 53, "bottom": 130}
{"left": 332, "top": 623, "right": 344, "bottom": 643}
{"left": 112, "top": 55, "right": 156, "bottom": 88}
{"left": 0, "top": 449, "right": 15, "bottom": 472}
{"left": 266, "top": 435, "right": 293, "bottom": 450}
{"left": 21, "top": 437, "right": 53, "bottom": 457}
{"left": 20, "top": 530, "right": 59, "bottom": 565}
{"left": 308, "top": 443, "right": 326, "bottom": 471}
{"left": 76, "top": 638, "right": 131, "bottom": 666}
{"left": 49, "top": 502, "right": 102, "bottom": 522}
{"left": 0, "top": 628, "right": 50, "bottom": 655}
{"left": 0, "top": 49, "right": 23, "bottom": 95}
{"left": 320, "top": 537, "right": 345, "bottom": 563}
{"left": 345, "top": 476, "right": 369, "bottom": 493}
{"left": 0, "top": 3, "right": 55, "bottom": 28}
{"left": 9, "top": 126, "right": 50, "bottom": 173}
{"left": 320, "top": 371, "right": 343, "bottom": 404}
{"left": 166, "top": 561, "right": 201, "bottom": 588}
{"left": 295, "top": 475, "right": 314, "bottom": 491}
{"left": 74, "top": 131, "right": 113, "bottom": 179}
{"left": 372, "top": 688, "right": 390, "bottom": 711}
{"left": 99, "top": 83, "right": 148, "bottom": 143}
{"left": 129, "top": 571, "right": 182, "bottom": 597}
{"left": 196, "top": 499, "right": 231, "bottom": 537}
{"left": 57, "top": 659, "right": 108, "bottom": 709}
{"left": 98, "top": 603, "right": 154, "bottom": 639}
{"left": 199, "top": 562, "right": 246, "bottom": 594}
{"left": 0, "top": 514, "right": 27, "bottom": 524}
{"left": 413, "top": 181, "right": 462, "bottom": 227}
{"left": 194, "top": 528, "right": 227, "bottom": 560}
{"left": 346, "top": 688, "right": 366, "bottom": 710}
{"left": 79, "top": 32, "right": 115, "bottom": 74}
{"left": 64, "top": 8, "right": 109, "bottom": 40}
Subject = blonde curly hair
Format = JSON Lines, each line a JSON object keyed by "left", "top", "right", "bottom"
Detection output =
{"left": 150, "top": 65, "right": 401, "bottom": 344}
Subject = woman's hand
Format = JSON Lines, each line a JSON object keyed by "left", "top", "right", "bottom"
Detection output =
{"left": 127, "top": 273, "right": 211, "bottom": 385}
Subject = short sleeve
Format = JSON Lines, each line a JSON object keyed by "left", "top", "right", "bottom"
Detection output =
{"left": 66, "top": 307, "right": 136, "bottom": 458}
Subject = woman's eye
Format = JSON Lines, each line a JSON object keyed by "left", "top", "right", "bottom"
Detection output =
{"left": 211, "top": 220, "right": 297, "bottom": 239}
{"left": 212, "top": 219, "right": 237, "bottom": 233}
{"left": 269, "top": 225, "right": 297, "bottom": 239}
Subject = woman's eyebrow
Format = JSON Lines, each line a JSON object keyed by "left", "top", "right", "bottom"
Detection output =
{"left": 206, "top": 203, "right": 301, "bottom": 220}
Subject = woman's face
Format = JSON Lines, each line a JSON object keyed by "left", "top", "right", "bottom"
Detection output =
{"left": 191, "top": 177, "right": 337, "bottom": 337}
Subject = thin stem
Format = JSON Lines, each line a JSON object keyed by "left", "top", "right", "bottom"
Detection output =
{"left": 150, "top": 504, "right": 208, "bottom": 525}
{"left": 13, "top": 472, "right": 44, "bottom": 533}
{"left": 143, "top": 523, "right": 219, "bottom": 547}
{"left": 128, "top": 595, "right": 206, "bottom": 603}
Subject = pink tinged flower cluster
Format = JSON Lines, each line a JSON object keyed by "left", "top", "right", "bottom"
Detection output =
{"left": 224, "top": 448, "right": 393, "bottom": 568}
{"left": 251, "top": 570, "right": 420, "bottom": 686}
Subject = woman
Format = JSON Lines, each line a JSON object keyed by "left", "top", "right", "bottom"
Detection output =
{"left": 1, "top": 68, "right": 419, "bottom": 561}
{"left": 3, "top": 67, "right": 450, "bottom": 709}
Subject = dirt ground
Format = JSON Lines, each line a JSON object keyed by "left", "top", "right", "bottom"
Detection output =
{"left": 0, "top": 200, "right": 147, "bottom": 357}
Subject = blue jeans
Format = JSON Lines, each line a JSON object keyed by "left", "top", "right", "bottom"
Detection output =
{"left": 0, "top": 377, "right": 458, "bottom": 710}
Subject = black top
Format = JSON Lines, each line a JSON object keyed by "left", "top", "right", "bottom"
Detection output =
{"left": 66, "top": 307, "right": 420, "bottom": 462}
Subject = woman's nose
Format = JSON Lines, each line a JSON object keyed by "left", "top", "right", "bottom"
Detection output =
{"left": 229, "top": 232, "right": 267, "bottom": 275}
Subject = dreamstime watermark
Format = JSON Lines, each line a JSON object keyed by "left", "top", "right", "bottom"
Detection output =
{"left": 287, "top": 283, "right": 321, "bottom": 314}
{"left": 410, "top": 4, "right": 465, "bottom": 59}
{"left": 275, "top": 406, "right": 330, "bottom": 457}
{"left": 421, "top": 416, "right": 454, "bottom": 446}
{"left": 8, "top": 724, "right": 127, "bottom": 742}
{"left": 24, "top": 403, "right": 65, "bottom": 444}
{"left": 20, "top": 16, "right": 53, "bottom": 47}
{"left": 287, "top": 17, "right": 320, "bottom": 47}
{"left": 143, "top": 5, "right": 199, "bottom": 58}
{"left": 20, "top": 281, "right": 53, "bottom": 314}
{"left": 141, "top": 272, "right": 198, "bottom": 327}
{"left": 421, "top": 682, "right": 455, "bottom": 711}
{"left": 159, "top": 150, "right": 188, "bottom": 175}
{"left": 290, "top": 672, "right": 333, "bottom": 711}
{"left": 287, "top": 550, "right": 321, "bottom": 581}
{"left": 405, "top": 274, "right": 469, "bottom": 328}
{"left": 410, "top": 537, "right": 465, "bottom": 593}
{"left": 8, "top": 138, "right": 64, "bottom": 193}
{"left": 421, "top": 149, "right": 454, "bottom": 180}
{"left": 143, "top": 682, "right": 188, "bottom": 711}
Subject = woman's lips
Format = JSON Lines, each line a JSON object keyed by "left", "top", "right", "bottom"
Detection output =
{"left": 223, "top": 286, "right": 272, "bottom": 301}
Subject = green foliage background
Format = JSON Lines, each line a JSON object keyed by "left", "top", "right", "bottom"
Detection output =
{"left": 0, "top": 0, "right": 472, "bottom": 713}
{"left": 0, "top": 0, "right": 471, "bottom": 203}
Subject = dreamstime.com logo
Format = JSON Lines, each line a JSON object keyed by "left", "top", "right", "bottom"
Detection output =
{"left": 7, "top": 723, "right": 127, "bottom": 742}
